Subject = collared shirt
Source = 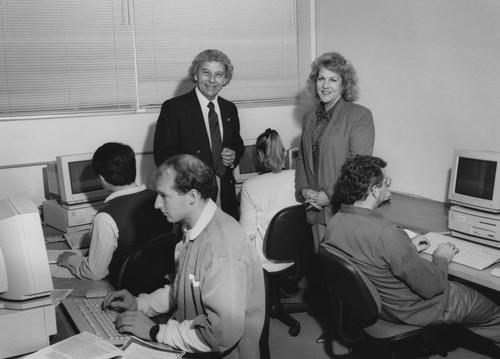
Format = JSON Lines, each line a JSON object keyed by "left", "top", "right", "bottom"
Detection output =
{"left": 137, "top": 200, "right": 218, "bottom": 352}
{"left": 183, "top": 199, "right": 217, "bottom": 241}
{"left": 195, "top": 87, "right": 224, "bottom": 148}
{"left": 66, "top": 185, "right": 147, "bottom": 280}
{"left": 322, "top": 204, "right": 450, "bottom": 326}
{"left": 137, "top": 199, "right": 265, "bottom": 357}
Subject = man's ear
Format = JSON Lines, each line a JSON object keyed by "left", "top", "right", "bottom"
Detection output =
{"left": 369, "top": 184, "right": 381, "bottom": 200}
{"left": 187, "top": 189, "right": 200, "bottom": 205}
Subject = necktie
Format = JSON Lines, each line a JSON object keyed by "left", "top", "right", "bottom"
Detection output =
{"left": 208, "top": 102, "right": 225, "bottom": 177}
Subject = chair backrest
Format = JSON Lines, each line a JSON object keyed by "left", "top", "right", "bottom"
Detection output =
{"left": 116, "top": 232, "right": 178, "bottom": 296}
{"left": 319, "top": 246, "right": 380, "bottom": 328}
{"left": 263, "top": 204, "right": 312, "bottom": 277}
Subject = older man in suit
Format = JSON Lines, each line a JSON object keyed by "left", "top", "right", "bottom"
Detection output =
{"left": 153, "top": 49, "right": 244, "bottom": 220}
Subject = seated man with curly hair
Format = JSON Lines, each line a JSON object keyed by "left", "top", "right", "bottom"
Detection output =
{"left": 323, "top": 154, "right": 500, "bottom": 349}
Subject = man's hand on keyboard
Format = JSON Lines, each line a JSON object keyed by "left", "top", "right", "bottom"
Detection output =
{"left": 57, "top": 251, "right": 77, "bottom": 267}
{"left": 411, "top": 236, "right": 430, "bottom": 253}
{"left": 433, "top": 242, "right": 459, "bottom": 263}
{"left": 115, "top": 310, "right": 156, "bottom": 340}
{"left": 102, "top": 289, "right": 138, "bottom": 312}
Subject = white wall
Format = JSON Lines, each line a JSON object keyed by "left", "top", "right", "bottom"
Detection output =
{"left": 317, "top": 0, "right": 500, "bottom": 202}
{"left": 0, "top": 105, "right": 305, "bottom": 206}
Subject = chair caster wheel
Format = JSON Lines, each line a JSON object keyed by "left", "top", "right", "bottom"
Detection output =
{"left": 289, "top": 324, "right": 300, "bottom": 337}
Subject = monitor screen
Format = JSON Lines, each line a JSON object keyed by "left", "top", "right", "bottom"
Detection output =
{"left": 238, "top": 144, "right": 266, "bottom": 175}
{"left": 455, "top": 157, "right": 496, "bottom": 200}
{"left": 448, "top": 149, "right": 500, "bottom": 213}
{"left": 68, "top": 160, "right": 103, "bottom": 195}
{"left": 56, "top": 153, "right": 109, "bottom": 204}
{"left": 233, "top": 141, "right": 266, "bottom": 183}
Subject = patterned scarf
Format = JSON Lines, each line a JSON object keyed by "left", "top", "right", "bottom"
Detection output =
{"left": 311, "top": 101, "right": 338, "bottom": 173}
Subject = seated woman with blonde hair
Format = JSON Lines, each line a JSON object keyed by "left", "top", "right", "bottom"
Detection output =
{"left": 239, "top": 128, "right": 300, "bottom": 274}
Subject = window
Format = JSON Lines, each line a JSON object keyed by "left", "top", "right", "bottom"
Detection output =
{"left": 0, "top": 0, "right": 298, "bottom": 117}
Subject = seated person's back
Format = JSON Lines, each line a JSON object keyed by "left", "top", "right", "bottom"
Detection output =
{"left": 239, "top": 129, "right": 299, "bottom": 272}
{"left": 323, "top": 154, "right": 500, "bottom": 348}
{"left": 58, "top": 142, "right": 172, "bottom": 287}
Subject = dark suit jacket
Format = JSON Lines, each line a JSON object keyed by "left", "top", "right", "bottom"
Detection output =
{"left": 153, "top": 88, "right": 244, "bottom": 219}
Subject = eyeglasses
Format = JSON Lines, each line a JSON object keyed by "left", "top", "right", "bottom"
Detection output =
{"left": 384, "top": 177, "right": 392, "bottom": 188}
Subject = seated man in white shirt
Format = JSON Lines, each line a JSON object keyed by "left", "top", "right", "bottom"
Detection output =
{"left": 102, "top": 154, "right": 265, "bottom": 359}
{"left": 57, "top": 142, "right": 172, "bottom": 287}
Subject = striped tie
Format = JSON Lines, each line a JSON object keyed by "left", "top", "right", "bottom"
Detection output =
{"left": 208, "top": 102, "right": 225, "bottom": 176}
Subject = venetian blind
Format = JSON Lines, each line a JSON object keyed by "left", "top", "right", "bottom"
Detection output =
{"left": 0, "top": 0, "right": 298, "bottom": 117}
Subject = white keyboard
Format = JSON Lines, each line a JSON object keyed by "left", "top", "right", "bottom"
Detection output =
{"left": 64, "top": 230, "right": 91, "bottom": 249}
{"left": 423, "top": 232, "right": 500, "bottom": 271}
{"left": 61, "top": 297, "right": 129, "bottom": 345}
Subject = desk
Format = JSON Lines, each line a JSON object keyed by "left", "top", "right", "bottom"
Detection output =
{"left": 47, "top": 192, "right": 500, "bottom": 346}
{"left": 376, "top": 192, "right": 500, "bottom": 292}
{"left": 51, "top": 280, "right": 113, "bottom": 344}
{"left": 46, "top": 238, "right": 114, "bottom": 345}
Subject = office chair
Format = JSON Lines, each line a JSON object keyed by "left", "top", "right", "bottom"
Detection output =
{"left": 318, "top": 246, "right": 456, "bottom": 358}
{"left": 116, "top": 232, "right": 178, "bottom": 296}
{"left": 263, "top": 204, "right": 312, "bottom": 337}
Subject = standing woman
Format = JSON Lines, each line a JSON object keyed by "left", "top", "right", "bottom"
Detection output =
{"left": 295, "top": 52, "right": 375, "bottom": 253}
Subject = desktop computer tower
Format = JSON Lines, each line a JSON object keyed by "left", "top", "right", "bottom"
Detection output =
{"left": 42, "top": 199, "right": 104, "bottom": 232}
{"left": 0, "top": 303, "right": 56, "bottom": 358}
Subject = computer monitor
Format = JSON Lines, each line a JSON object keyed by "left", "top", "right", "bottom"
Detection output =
{"left": 448, "top": 149, "right": 500, "bottom": 213}
{"left": 0, "top": 197, "right": 53, "bottom": 304}
{"left": 0, "top": 199, "right": 57, "bottom": 358}
{"left": 47, "top": 152, "right": 108, "bottom": 205}
{"left": 233, "top": 139, "right": 267, "bottom": 183}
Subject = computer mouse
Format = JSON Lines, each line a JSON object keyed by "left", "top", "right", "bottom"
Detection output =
{"left": 491, "top": 268, "right": 500, "bottom": 278}
{"left": 86, "top": 288, "right": 108, "bottom": 298}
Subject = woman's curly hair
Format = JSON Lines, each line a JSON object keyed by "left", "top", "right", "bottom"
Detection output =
{"left": 307, "top": 52, "right": 359, "bottom": 102}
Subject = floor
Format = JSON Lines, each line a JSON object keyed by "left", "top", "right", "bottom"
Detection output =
{"left": 268, "top": 312, "right": 498, "bottom": 359}
{"left": 265, "top": 263, "right": 500, "bottom": 359}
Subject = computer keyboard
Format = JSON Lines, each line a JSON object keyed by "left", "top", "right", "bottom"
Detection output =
{"left": 61, "top": 297, "right": 130, "bottom": 346}
{"left": 423, "top": 232, "right": 500, "bottom": 271}
{"left": 64, "top": 230, "right": 91, "bottom": 249}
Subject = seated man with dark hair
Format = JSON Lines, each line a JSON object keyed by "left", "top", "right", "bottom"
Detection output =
{"left": 323, "top": 154, "right": 500, "bottom": 348}
{"left": 102, "top": 154, "right": 265, "bottom": 359}
{"left": 57, "top": 142, "right": 172, "bottom": 287}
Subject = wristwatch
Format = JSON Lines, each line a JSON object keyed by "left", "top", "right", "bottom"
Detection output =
{"left": 149, "top": 324, "right": 160, "bottom": 342}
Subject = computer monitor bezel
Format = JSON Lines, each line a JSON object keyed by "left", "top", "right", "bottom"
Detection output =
{"left": 448, "top": 149, "right": 500, "bottom": 213}
{"left": 56, "top": 152, "right": 108, "bottom": 205}
{"left": 0, "top": 197, "right": 53, "bottom": 303}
